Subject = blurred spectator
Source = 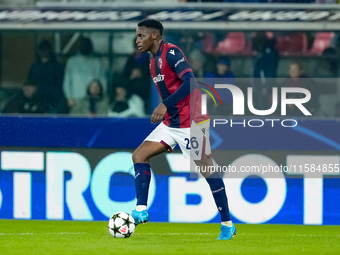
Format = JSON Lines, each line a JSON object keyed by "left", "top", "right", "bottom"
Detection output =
{"left": 166, "top": 31, "right": 204, "bottom": 55}
{"left": 70, "top": 79, "right": 109, "bottom": 116}
{"left": 2, "top": 81, "right": 49, "bottom": 114}
{"left": 204, "top": 57, "right": 236, "bottom": 115}
{"left": 188, "top": 49, "right": 206, "bottom": 78}
{"left": 27, "top": 40, "right": 64, "bottom": 113}
{"left": 283, "top": 61, "right": 306, "bottom": 116}
{"left": 287, "top": 61, "right": 306, "bottom": 85}
{"left": 205, "top": 57, "right": 235, "bottom": 80}
{"left": 122, "top": 40, "right": 151, "bottom": 113}
{"left": 315, "top": 35, "right": 339, "bottom": 78}
{"left": 63, "top": 37, "right": 107, "bottom": 113}
{"left": 252, "top": 31, "right": 279, "bottom": 111}
{"left": 284, "top": 62, "right": 322, "bottom": 116}
{"left": 108, "top": 83, "right": 145, "bottom": 117}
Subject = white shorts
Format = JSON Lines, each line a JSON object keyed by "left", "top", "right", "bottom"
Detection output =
{"left": 144, "top": 121, "right": 211, "bottom": 160}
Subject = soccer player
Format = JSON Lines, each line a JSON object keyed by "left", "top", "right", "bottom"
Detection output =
{"left": 131, "top": 19, "right": 236, "bottom": 240}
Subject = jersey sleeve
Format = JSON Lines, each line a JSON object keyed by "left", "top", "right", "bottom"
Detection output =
{"left": 162, "top": 71, "right": 196, "bottom": 108}
{"left": 166, "top": 47, "right": 193, "bottom": 78}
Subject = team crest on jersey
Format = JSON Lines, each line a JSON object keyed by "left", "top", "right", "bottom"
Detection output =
{"left": 152, "top": 74, "right": 165, "bottom": 83}
{"left": 158, "top": 58, "right": 163, "bottom": 69}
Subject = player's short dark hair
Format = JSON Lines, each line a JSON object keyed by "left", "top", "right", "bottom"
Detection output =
{"left": 138, "top": 19, "right": 164, "bottom": 36}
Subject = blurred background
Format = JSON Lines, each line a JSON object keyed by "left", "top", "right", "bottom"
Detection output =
{"left": 0, "top": 0, "right": 340, "bottom": 117}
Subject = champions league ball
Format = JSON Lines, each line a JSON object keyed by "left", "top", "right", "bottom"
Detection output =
{"left": 108, "top": 212, "right": 135, "bottom": 238}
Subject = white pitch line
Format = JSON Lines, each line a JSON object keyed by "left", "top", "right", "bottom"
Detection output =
{"left": 0, "top": 233, "right": 34, "bottom": 236}
{"left": 0, "top": 232, "right": 211, "bottom": 236}
{"left": 133, "top": 233, "right": 211, "bottom": 235}
{"left": 0, "top": 232, "right": 87, "bottom": 236}
{"left": 290, "top": 234, "right": 340, "bottom": 237}
{"left": 225, "top": 233, "right": 340, "bottom": 237}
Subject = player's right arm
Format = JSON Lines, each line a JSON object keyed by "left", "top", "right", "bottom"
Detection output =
{"left": 151, "top": 103, "right": 167, "bottom": 124}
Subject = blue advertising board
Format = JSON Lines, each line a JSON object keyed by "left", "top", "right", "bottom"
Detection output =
{"left": 0, "top": 116, "right": 339, "bottom": 225}
{"left": 1, "top": 116, "right": 340, "bottom": 151}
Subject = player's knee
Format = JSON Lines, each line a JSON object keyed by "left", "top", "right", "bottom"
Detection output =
{"left": 132, "top": 151, "right": 138, "bottom": 164}
{"left": 132, "top": 151, "right": 146, "bottom": 164}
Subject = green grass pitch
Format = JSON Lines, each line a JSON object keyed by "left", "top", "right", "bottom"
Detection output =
{"left": 0, "top": 220, "right": 339, "bottom": 255}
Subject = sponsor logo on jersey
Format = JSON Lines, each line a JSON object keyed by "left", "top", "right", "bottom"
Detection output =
{"left": 212, "top": 187, "right": 224, "bottom": 193}
{"left": 169, "top": 49, "right": 175, "bottom": 55}
{"left": 153, "top": 74, "right": 165, "bottom": 83}
{"left": 158, "top": 58, "right": 163, "bottom": 69}
{"left": 175, "top": 57, "right": 185, "bottom": 67}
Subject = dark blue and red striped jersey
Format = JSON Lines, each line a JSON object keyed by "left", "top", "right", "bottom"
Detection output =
{"left": 150, "top": 41, "right": 209, "bottom": 128}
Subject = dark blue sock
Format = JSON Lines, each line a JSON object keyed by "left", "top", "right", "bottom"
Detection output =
{"left": 206, "top": 172, "right": 231, "bottom": 222}
{"left": 134, "top": 163, "right": 151, "bottom": 206}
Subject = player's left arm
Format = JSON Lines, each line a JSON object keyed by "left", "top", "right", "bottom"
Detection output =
{"left": 162, "top": 48, "right": 198, "bottom": 108}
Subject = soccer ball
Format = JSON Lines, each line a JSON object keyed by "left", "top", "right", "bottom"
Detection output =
{"left": 108, "top": 212, "right": 135, "bottom": 238}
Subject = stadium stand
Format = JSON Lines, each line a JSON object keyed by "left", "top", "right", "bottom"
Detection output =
{"left": 309, "top": 32, "right": 335, "bottom": 55}
{"left": 275, "top": 32, "right": 308, "bottom": 56}
{"left": 0, "top": 2, "right": 339, "bottom": 116}
{"left": 214, "top": 32, "right": 247, "bottom": 55}
{"left": 203, "top": 32, "right": 215, "bottom": 54}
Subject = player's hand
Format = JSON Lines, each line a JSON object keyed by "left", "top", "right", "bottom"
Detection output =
{"left": 151, "top": 103, "right": 167, "bottom": 124}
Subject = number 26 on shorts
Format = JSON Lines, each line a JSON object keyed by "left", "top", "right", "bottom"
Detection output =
{"left": 185, "top": 137, "right": 199, "bottom": 150}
